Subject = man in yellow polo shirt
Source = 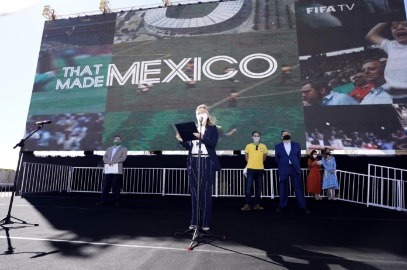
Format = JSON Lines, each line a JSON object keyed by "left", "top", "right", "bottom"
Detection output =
{"left": 241, "top": 131, "right": 268, "bottom": 211}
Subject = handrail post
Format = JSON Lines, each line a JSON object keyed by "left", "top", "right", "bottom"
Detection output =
{"left": 367, "top": 164, "right": 371, "bottom": 207}
{"left": 18, "top": 162, "right": 28, "bottom": 196}
{"left": 396, "top": 179, "right": 402, "bottom": 211}
{"left": 162, "top": 168, "right": 166, "bottom": 196}
{"left": 270, "top": 169, "right": 274, "bottom": 199}
{"left": 67, "top": 167, "right": 73, "bottom": 193}
{"left": 214, "top": 171, "right": 219, "bottom": 197}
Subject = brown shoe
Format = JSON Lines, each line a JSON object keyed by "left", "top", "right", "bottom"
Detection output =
{"left": 252, "top": 204, "right": 264, "bottom": 210}
{"left": 96, "top": 201, "right": 106, "bottom": 206}
{"left": 241, "top": 204, "right": 251, "bottom": 211}
{"left": 303, "top": 207, "right": 311, "bottom": 214}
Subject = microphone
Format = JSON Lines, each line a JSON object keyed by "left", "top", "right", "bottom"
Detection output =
{"left": 35, "top": 120, "right": 52, "bottom": 125}
{"left": 199, "top": 117, "right": 203, "bottom": 123}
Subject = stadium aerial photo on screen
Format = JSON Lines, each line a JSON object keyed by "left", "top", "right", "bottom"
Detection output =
{"left": 25, "top": 0, "right": 407, "bottom": 154}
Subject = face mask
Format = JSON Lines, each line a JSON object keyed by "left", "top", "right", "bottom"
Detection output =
{"left": 114, "top": 141, "right": 121, "bottom": 146}
{"left": 282, "top": 135, "right": 291, "bottom": 140}
{"left": 253, "top": 137, "right": 260, "bottom": 143}
{"left": 196, "top": 113, "right": 208, "bottom": 123}
{"left": 312, "top": 155, "right": 317, "bottom": 158}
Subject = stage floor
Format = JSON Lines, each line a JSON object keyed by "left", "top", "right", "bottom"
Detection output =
{"left": 1, "top": 194, "right": 406, "bottom": 270}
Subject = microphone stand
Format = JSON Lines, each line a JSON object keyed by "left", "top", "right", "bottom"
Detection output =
{"left": 187, "top": 118, "right": 206, "bottom": 249}
{"left": 0, "top": 125, "right": 42, "bottom": 226}
{"left": 175, "top": 119, "right": 225, "bottom": 250}
{"left": 1, "top": 225, "right": 15, "bottom": 254}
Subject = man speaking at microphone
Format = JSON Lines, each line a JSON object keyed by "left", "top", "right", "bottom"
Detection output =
{"left": 96, "top": 135, "right": 127, "bottom": 206}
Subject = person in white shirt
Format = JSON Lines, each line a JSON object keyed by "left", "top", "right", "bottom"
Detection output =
{"left": 366, "top": 21, "right": 407, "bottom": 102}
{"left": 360, "top": 60, "right": 393, "bottom": 105}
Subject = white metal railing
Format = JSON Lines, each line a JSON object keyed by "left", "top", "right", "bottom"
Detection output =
{"left": 0, "top": 184, "right": 13, "bottom": 197}
{"left": 368, "top": 164, "right": 406, "bottom": 211}
{"left": 69, "top": 167, "right": 315, "bottom": 198}
{"left": 0, "top": 170, "right": 15, "bottom": 196}
{"left": 19, "top": 163, "right": 72, "bottom": 195}
{"left": 335, "top": 170, "right": 369, "bottom": 205}
{"left": 18, "top": 162, "right": 406, "bottom": 212}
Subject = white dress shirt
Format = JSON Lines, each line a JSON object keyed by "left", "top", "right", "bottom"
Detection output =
{"left": 111, "top": 145, "right": 120, "bottom": 160}
{"left": 283, "top": 141, "right": 292, "bottom": 164}
{"left": 191, "top": 126, "right": 208, "bottom": 155}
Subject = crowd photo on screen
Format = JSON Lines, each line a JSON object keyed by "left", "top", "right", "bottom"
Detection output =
{"left": 25, "top": 113, "right": 104, "bottom": 151}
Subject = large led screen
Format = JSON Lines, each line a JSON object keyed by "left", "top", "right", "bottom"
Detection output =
{"left": 25, "top": 0, "right": 407, "bottom": 153}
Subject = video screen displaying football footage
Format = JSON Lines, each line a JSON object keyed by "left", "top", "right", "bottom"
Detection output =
{"left": 25, "top": 0, "right": 407, "bottom": 153}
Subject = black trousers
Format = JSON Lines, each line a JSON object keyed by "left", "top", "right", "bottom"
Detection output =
{"left": 100, "top": 173, "right": 123, "bottom": 203}
{"left": 189, "top": 157, "right": 213, "bottom": 228}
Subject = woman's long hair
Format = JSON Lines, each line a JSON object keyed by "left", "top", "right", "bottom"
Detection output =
{"left": 309, "top": 150, "right": 317, "bottom": 161}
{"left": 324, "top": 148, "right": 331, "bottom": 159}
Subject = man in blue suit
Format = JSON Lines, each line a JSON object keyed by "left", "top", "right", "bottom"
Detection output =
{"left": 274, "top": 129, "right": 310, "bottom": 213}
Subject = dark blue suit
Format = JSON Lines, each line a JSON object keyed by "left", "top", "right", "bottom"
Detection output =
{"left": 274, "top": 141, "right": 307, "bottom": 209}
{"left": 180, "top": 124, "right": 220, "bottom": 228}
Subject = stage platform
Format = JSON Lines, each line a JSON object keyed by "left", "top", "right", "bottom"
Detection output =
{"left": 1, "top": 194, "right": 406, "bottom": 270}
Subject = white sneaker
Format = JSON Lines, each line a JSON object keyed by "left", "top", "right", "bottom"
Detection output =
{"left": 189, "top": 225, "right": 196, "bottom": 230}
{"left": 202, "top": 227, "right": 210, "bottom": 231}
